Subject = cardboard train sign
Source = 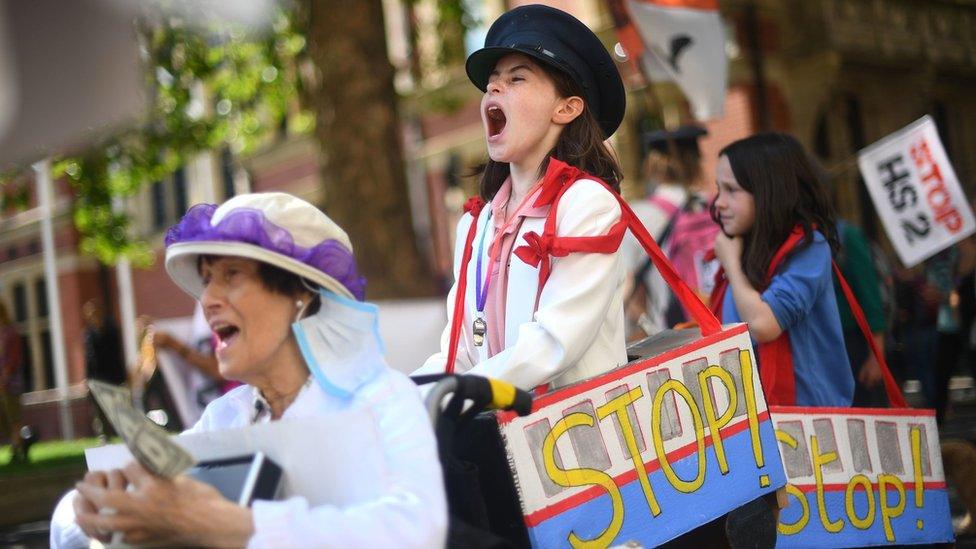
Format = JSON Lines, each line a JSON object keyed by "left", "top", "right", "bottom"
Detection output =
{"left": 858, "top": 115, "right": 976, "bottom": 267}
{"left": 497, "top": 324, "right": 786, "bottom": 547}
{"left": 771, "top": 407, "right": 953, "bottom": 547}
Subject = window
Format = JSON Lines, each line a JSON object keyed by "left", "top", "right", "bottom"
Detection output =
{"left": 34, "top": 278, "right": 47, "bottom": 317}
{"left": 12, "top": 282, "right": 27, "bottom": 322}
{"left": 220, "top": 148, "right": 236, "bottom": 201}
{"left": 151, "top": 181, "right": 167, "bottom": 229}
{"left": 150, "top": 166, "right": 189, "bottom": 231}
{"left": 4, "top": 274, "right": 52, "bottom": 391}
{"left": 173, "top": 166, "right": 188, "bottom": 215}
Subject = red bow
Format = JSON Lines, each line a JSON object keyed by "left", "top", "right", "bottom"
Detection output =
{"left": 532, "top": 159, "right": 583, "bottom": 208}
{"left": 464, "top": 196, "right": 486, "bottom": 217}
{"left": 514, "top": 230, "right": 569, "bottom": 264}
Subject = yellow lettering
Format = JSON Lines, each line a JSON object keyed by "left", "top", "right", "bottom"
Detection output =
{"left": 739, "top": 350, "right": 767, "bottom": 486}
{"left": 811, "top": 435, "right": 844, "bottom": 533}
{"left": 596, "top": 387, "right": 661, "bottom": 516}
{"left": 544, "top": 413, "right": 625, "bottom": 548}
{"left": 775, "top": 429, "right": 809, "bottom": 536}
{"left": 844, "top": 474, "right": 876, "bottom": 530}
{"left": 910, "top": 426, "right": 925, "bottom": 530}
{"left": 697, "top": 365, "right": 738, "bottom": 474}
{"left": 652, "top": 379, "right": 706, "bottom": 493}
{"left": 779, "top": 484, "right": 810, "bottom": 535}
{"left": 878, "top": 473, "right": 906, "bottom": 542}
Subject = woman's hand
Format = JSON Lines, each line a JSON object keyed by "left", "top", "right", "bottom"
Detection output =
{"left": 74, "top": 462, "right": 253, "bottom": 546}
{"left": 713, "top": 232, "right": 744, "bottom": 271}
{"left": 73, "top": 470, "right": 127, "bottom": 544}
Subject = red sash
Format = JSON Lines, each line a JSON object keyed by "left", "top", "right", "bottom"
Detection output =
{"left": 709, "top": 228, "right": 804, "bottom": 405}
{"left": 708, "top": 228, "right": 906, "bottom": 407}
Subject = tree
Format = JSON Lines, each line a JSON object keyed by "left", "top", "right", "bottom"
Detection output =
{"left": 53, "top": 11, "right": 310, "bottom": 266}
{"left": 2, "top": 1, "right": 459, "bottom": 298}
{"left": 304, "top": 0, "right": 434, "bottom": 298}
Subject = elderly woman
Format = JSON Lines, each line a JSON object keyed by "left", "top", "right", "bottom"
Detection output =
{"left": 50, "top": 193, "right": 447, "bottom": 547}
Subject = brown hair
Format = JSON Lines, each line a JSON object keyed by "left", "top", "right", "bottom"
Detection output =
{"left": 476, "top": 61, "right": 623, "bottom": 200}
{"left": 712, "top": 133, "right": 838, "bottom": 289}
{"left": 644, "top": 147, "right": 703, "bottom": 188}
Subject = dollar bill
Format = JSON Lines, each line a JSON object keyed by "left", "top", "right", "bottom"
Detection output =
{"left": 87, "top": 380, "right": 131, "bottom": 430}
{"left": 88, "top": 380, "right": 195, "bottom": 478}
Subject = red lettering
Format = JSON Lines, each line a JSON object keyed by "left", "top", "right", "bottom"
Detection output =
{"left": 927, "top": 181, "right": 951, "bottom": 212}
{"left": 920, "top": 162, "right": 944, "bottom": 187}
{"left": 936, "top": 208, "right": 963, "bottom": 233}
{"left": 911, "top": 137, "right": 964, "bottom": 233}
{"left": 910, "top": 140, "right": 933, "bottom": 168}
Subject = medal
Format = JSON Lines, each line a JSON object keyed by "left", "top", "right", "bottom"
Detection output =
{"left": 473, "top": 317, "right": 487, "bottom": 347}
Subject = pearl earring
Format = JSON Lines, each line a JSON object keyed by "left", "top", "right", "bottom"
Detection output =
{"left": 296, "top": 299, "right": 304, "bottom": 309}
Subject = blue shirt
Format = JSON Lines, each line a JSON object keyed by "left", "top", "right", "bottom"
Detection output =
{"left": 722, "top": 232, "right": 855, "bottom": 407}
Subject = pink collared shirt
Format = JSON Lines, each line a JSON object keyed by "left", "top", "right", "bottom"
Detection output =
{"left": 485, "top": 179, "right": 549, "bottom": 356}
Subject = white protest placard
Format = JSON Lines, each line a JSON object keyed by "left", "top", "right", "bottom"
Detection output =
{"left": 770, "top": 407, "right": 953, "bottom": 546}
{"left": 858, "top": 115, "right": 975, "bottom": 267}
{"left": 497, "top": 325, "right": 786, "bottom": 547}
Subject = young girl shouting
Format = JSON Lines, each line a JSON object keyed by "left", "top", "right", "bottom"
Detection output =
{"left": 417, "top": 5, "right": 629, "bottom": 390}
{"left": 711, "top": 133, "right": 855, "bottom": 406}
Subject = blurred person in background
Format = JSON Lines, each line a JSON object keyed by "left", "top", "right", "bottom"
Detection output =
{"left": 932, "top": 237, "right": 976, "bottom": 423}
{"left": 925, "top": 247, "right": 960, "bottom": 423}
{"left": 622, "top": 125, "right": 719, "bottom": 340}
{"left": 891, "top": 245, "right": 964, "bottom": 421}
{"left": 152, "top": 304, "right": 242, "bottom": 400}
{"left": 82, "top": 299, "right": 127, "bottom": 386}
{"left": 0, "top": 298, "right": 26, "bottom": 461}
{"left": 833, "top": 222, "right": 888, "bottom": 406}
{"left": 82, "top": 299, "right": 127, "bottom": 439}
{"left": 812, "top": 155, "right": 891, "bottom": 407}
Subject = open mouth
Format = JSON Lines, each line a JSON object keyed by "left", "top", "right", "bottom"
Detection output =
{"left": 486, "top": 105, "right": 506, "bottom": 137}
{"left": 213, "top": 324, "right": 240, "bottom": 351}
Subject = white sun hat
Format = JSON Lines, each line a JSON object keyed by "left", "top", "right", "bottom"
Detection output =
{"left": 164, "top": 192, "right": 365, "bottom": 301}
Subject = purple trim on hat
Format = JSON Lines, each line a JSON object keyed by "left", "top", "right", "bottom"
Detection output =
{"left": 165, "top": 204, "right": 366, "bottom": 300}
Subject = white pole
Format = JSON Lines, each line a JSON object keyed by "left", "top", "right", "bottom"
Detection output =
{"left": 35, "top": 159, "right": 74, "bottom": 440}
{"left": 112, "top": 199, "right": 139, "bottom": 373}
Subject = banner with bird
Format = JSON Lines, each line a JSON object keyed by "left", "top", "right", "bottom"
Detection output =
{"left": 608, "top": 0, "right": 729, "bottom": 120}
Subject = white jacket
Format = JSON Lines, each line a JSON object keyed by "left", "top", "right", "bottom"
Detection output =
{"left": 50, "top": 369, "right": 447, "bottom": 549}
{"left": 418, "top": 178, "right": 627, "bottom": 390}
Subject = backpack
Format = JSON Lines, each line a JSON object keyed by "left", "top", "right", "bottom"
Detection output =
{"left": 631, "top": 193, "right": 720, "bottom": 330}
{"left": 665, "top": 194, "right": 721, "bottom": 300}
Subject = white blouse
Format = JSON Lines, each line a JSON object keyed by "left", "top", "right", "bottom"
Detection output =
{"left": 50, "top": 368, "right": 447, "bottom": 548}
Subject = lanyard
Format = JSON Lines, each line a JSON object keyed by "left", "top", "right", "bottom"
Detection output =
{"left": 474, "top": 189, "right": 537, "bottom": 315}
{"left": 474, "top": 210, "right": 494, "bottom": 314}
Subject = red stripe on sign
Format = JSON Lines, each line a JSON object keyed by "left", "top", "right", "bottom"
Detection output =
{"left": 792, "top": 481, "right": 947, "bottom": 493}
{"left": 634, "top": 0, "right": 719, "bottom": 11}
{"left": 498, "top": 324, "right": 750, "bottom": 425}
{"left": 770, "top": 406, "right": 936, "bottom": 417}
{"left": 523, "top": 411, "right": 771, "bottom": 527}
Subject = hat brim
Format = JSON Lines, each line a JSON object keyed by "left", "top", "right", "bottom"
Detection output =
{"left": 165, "top": 241, "right": 355, "bottom": 301}
{"left": 466, "top": 46, "right": 575, "bottom": 93}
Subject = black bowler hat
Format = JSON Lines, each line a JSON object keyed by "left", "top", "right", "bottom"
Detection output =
{"left": 465, "top": 4, "right": 626, "bottom": 138}
{"left": 643, "top": 125, "right": 708, "bottom": 154}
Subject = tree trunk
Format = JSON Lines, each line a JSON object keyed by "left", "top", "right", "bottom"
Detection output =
{"left": 305, "top": 0, "right": 434, "bottom": 298}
